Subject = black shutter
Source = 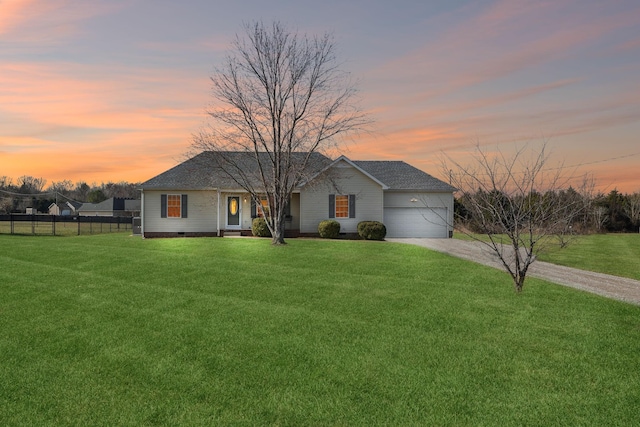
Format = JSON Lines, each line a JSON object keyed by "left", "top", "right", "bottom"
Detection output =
{"left": 329, "top": 194, "right": 335, "bottom": 218}
{"left": 251, "top": 199, "right": 256, "bottom": 218}
{"left": 181, "top": 194, "right": 188, "bottom": 218}
{"left": 160, "top": 194, "right": 167, "bottom": 218}
{"left": 349, "top": 194, "right": 356, "bottom": 218}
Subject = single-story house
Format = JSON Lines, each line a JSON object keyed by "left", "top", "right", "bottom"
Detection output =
{"left": 78, "top": 197, "right": 141, "bottom": 217}
{"left": 48, "top": 201, "right": 82, "bottom": 216}
{"left": 139, "top": 151, "right": 455, "bottom": 239}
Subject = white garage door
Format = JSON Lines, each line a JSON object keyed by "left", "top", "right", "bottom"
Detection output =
{"left": 384, "top": 207, "right": 448, "bottom": 238}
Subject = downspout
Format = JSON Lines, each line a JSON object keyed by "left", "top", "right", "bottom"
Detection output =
{"left": 140, "top": 189, "right": 145, "bottom": 238}
{"left": 217, "top": 189, "right": 221, "bottom": 237}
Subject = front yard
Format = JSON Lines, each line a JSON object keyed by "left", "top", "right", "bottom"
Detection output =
{"left": 536, "top": 233, "right": 640, "bottom": 280}
{"left": 454, "top": 232, "right": 640, "bottom": 280}
{"left": 1, "top": 234, "right": 638, "bottom": 425}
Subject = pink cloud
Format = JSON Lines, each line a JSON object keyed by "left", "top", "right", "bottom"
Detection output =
{"left": 368, "top": 0, "right": 640, "bottom": 108}
{"left": 0, "top": 149, "right": 178, "bottom": 184}
{"left": 0, "top": 0, "right": 39, "bottom": 35}
{"left": 0, "top": 61, "right": 207, "bottom": 130}
{"left": 0, "top": 0, "right": 122, "bottom": 43}
{"left": 0, "top": 60, "right": 211, "bottom": 183}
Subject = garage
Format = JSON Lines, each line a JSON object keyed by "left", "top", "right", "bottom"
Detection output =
{"left": 384, "top": 207, "right": 449, "bottom": 238}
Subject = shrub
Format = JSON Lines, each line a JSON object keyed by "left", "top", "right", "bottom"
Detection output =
{"left": 252, "top": 217, "right": 272, "bottom": 237}
{"left": 318, "top": 220, "right": 341, "bottom": 239}
{"left": 357, "top": 221, "right": 387, "bottom": 240}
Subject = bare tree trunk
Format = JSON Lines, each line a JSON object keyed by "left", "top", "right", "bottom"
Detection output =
{"left": 271, "top": 211, "right": 286, "bottom": 245}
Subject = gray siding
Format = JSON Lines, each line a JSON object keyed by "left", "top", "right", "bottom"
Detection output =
{"left": 300, "top": 160, "right": 384, "bottom": 233}
{"left": 143, "top": 190, "right": 218, "bottom": 234}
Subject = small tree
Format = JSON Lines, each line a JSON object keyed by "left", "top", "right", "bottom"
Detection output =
{"left": 601, "top": 189, "right": 631, "bottom": 232}
{"left": 87, "top": 189, "right": 107, "bottom": 204}
{"left": 0, "top": 176, "right": 14, "bottom": 189}
{"left": 0, "top": 197, "right": 12, "bottom": 214}
{"left": 591, "top": 205, "right": 609, "bottom": 232}
{"left": 192, "top": 21, "right": 366, "bottom": 244}
{"left": 623, "top": 192, "right": 640, "bottom": 230}
{"left": 447, "top": 142, "right": 590, "bottom": 292}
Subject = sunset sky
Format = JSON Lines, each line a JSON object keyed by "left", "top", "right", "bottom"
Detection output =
{"left": 1, "top": 0, "right": 639, "bottom": 193}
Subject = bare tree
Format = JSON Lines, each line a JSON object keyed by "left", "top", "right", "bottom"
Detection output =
{"left": 0, "top": 197, "right": 12, "bottom": 214}
{"left": 0, "top": 176, "right": 13, "bottom": 189}
{"left": 623, "top": 192, "right": 640, "bottom": 231}
{"left": 446, "top": 142, "right": 590, "bottom": 292}
{"left": 74, "top": 182, "right": 91, "bottom": 202}
{"left": 192, "top": 21, "right": 367, "bottom": 244}
{"left": 100, "top": 181, "right": 140, "bottom": 199}
{"left": 48, "top": 180, "right": 74, "bottom": 194}
{"left": 591, "top": 205, "right": 609, "bottom": 231}
{"left": 17, "top": 176, "right": 47, "bottom": 193}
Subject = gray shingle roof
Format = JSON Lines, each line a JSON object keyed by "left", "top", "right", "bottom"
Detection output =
{"left": 141, "top": 151, "right": 454, "bottom": 193}
{"left": 140, "top": 151, "right": 332, "bottom": 190}
{"left": 352, "top": 160, "right": 456, "bottom": 192}
{"left": 140, "top": 152, "right": 224, "bottom": 190}
{"left": 78, "top": 198, "right": 114, "bottom": 212}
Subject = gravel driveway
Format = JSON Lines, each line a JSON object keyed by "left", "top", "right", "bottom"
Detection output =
{"left": 387, "top": 238, "right": 640, "bottom": 306}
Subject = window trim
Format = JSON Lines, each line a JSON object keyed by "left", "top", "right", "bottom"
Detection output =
{"left": 335, "top": 195, "right": 349, "bottom": 218}
{"left": 329, "top": 194, "right": 356, "bottom": 219}
{"left": 161, "top": 193, "right": 188, "bottom": 219}
{"left": 167, "top": 194, "right": 182, "bottom": 218}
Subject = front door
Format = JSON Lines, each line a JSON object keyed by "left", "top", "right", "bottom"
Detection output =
{"left": 226, "top": 196, "right": 241, "bottom": 229}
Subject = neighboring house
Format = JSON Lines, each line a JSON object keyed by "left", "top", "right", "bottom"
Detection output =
{"left": 78, "top": 197, "right": 141, "bottom": 217}
{"left": 48, "top": 201, "right": 82, "bottom": 216}
{"left": 139, "top": 151, "right": 455, "bottom": 239}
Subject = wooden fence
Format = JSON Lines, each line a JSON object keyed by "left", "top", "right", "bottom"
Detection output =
{"left": 0, "top": 214, "right": 133, "bottom": 236}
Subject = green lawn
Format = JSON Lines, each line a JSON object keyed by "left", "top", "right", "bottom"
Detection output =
{"left": 536, "top": 233, "right": 640, "bottom": 280}
{"left": 454, "top": 232, "right": 640, "bottom": 281}
{"left": 1, "top": 234, "right": 639, "bottom": 425}
{"left": 0, "top": 220, "right": 132, "bottom": 236}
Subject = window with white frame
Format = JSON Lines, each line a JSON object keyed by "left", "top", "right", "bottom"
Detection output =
{"left": 329, "top": 194, "right": 355, "bottom": 219}
{"left": 167, "top": 194, "right": 182, "bottom": 218}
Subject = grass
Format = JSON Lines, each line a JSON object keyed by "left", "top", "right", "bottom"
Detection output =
{"left": 454, "top": 231, "right": 640, "bottom": 281}
{"left": 0, "top": 220, "right": 132, "bottom": 236}
{"left": 536, "top": 234, "right": 640, "bottom": 280}
{"left": 1, "top": 234, "right": 639, "bottom": 425}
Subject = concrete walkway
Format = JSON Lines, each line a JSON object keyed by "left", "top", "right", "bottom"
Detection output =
{"left": 387, "top": 238, "right": 640, "bottom": 306}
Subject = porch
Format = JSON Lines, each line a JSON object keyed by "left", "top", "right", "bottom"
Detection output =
{"left": 217, "top": 192, "right": 301, "bottom": 236}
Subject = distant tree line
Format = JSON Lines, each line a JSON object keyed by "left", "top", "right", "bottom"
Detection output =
{"left": 0, "top": 175, "right": 140, "bottom": 214}
{"left": 456, "top": 188, "right": 640, "bottom": 234}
